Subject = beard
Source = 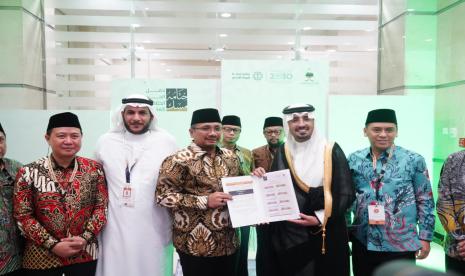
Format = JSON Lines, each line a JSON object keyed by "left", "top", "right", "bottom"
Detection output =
{"left": 124, "top": 120, "right": 151, "bottom": 134}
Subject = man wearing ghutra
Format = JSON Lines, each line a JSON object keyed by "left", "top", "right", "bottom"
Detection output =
{"left": 14, "top": 112, "right": 108, "bottom": 276}
{"left": 348, "top": 108, "right": 435, "bottom": 276}
{"left": 95, "top": 94, "right": 177, "bottom": 276}
{"left": 253, "top": 104, "right": 354, "bottom": 276}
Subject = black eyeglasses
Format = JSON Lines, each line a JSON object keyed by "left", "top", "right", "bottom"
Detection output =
{"left": 264, "top": 129, "right": 282, "bottom": 136}
{"left": 223, "top": 127, "right": 241, "bottom": 134}
{"left": 193, "top": 126, "right": 222, "bottom": 132}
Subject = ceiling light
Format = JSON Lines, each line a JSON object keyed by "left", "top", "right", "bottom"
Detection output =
{"left": 215, "top": 47, "right": 225, "bottom": 52}
{"left": 326, "top": 49, "right": 336, "bottom": 52}
{"left": 407, "top": 8, "right": 415, "bottom": 12}
{"left": 220, "top": 12, "right": 232, "bottom": 18}
{"left": 219, "top": 33, "right": 228, "bottom": 38}
{"left": 165, "top": 68, "right": 172, "bottom": 72}
{"left": 145, "top": 7, "right": 149, "bottom": 11}
{"left": 287, "top": 41, "right": 294, "bottom": 45}
{"left": 142, "top": 40, "right": 152, "bottom": 43}
{"left": 56, "top": 42, "right": 62, "bottom": 46}
{"left": 135, "top": 45, "right": 144, "bottom": 50}
{"left": 131, "top": 23, "right": 140, "bottom": 28}
{"left": 425, "top": 38, "right": 433, "bottom": 42}
{"left": 277, "top": 55, "right": 283, "bottom": 59}
{"left": 215, "top": 59, "right": 221, "bottom": 62}
{"left": 302, "top": 27, "right": 312, "bottom": 31}
{"left": 160, "top": 63, "right": 166, "bottom": 66}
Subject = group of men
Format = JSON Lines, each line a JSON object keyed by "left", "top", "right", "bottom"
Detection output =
{"left": 0, "top": 94, "right": 464, "bottom": 276}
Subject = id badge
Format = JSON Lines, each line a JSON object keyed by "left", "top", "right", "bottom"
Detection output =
{"left": 368, "top": 204, "right": 385, "bottom": 225}
{"left": 121, "top": 185, "right": 135, "bottom": 207}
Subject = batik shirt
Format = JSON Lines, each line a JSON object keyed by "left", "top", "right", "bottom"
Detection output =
{"left": 437, "top": 150, "right": 465, "bottom": 259}
{"left": 0, "top": 158, "right": 22, "bottom": 275}
{"left": 156, "top": 143, "right": 241, "bottom": 257}
{"left": 348, "top": 146, "right": 435, "bottom": 252}
{"left": 14, "top": 156, "right": 108, "bottom": 269}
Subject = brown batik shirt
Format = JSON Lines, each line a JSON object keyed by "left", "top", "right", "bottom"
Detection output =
{"left": 156, "top": 143, "right": 241, "bottom": 257}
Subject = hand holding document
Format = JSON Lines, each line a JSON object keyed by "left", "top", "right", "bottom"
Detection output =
{"left": 221, "top": 169, "right": 300, "bottom": 228}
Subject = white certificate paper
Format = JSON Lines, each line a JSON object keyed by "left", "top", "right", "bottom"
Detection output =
{"left": 221, "top": 169, "right": 300, "bottom": 228}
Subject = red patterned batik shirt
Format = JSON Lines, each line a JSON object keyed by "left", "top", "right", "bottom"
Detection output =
{"left": 14, "top": 156, "right": 108, "bottom": 269}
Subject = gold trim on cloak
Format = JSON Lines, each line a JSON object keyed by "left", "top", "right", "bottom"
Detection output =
{"left": 284, "top": 142, "right": 335, "bottom": 254}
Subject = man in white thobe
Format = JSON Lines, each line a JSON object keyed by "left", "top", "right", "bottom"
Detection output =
{"left": 95, "top": 94, "right": 177, "bottom": 276}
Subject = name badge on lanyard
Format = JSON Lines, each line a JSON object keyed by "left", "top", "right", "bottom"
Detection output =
{"left": 121, "top": 163, "right": 136, "bottom": 207}
{"left": 368, "top": 204, "right": 385, "bottom": 225}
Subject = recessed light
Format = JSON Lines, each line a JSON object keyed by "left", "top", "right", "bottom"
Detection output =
{"left": 220, "top": 12, "right": 232, "bottom": 18}
{"left": 302, "top": 27, "right": 312, "bottom": 31}
{"left": 219, "top": 33, "right": 228, "bottom": 38}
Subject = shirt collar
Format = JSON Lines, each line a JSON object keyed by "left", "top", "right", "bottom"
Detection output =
{"left": 365, "top": 146, "right": 395, "bottom": 159}
{"left": 189, "top": 143, "right": 222, "bottom": 159}
{"left": 50, "top": 155, "right": 77, "bottom": 170}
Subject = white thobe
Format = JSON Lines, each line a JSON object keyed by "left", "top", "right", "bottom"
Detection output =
{"left": 95, "top": 130, "right": 177, "bottom": 276}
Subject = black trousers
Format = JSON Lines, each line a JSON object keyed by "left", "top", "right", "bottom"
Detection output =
{"left": 446, "top": 255, "right": 465, "bottom": 275}
{"left": 235, "top": 226, "right": 250, "bottom": 276}
{"left": 3, "top": 269, "right": 24, "bottom": 276}
{"left": 178, "top": 250, "right": 236, "bottom": 276}
{"left": 24, "top": 261, "right": 97, "bottom": 276}
{"left": 351, "top": 239, "right": 415, "bottom": 276}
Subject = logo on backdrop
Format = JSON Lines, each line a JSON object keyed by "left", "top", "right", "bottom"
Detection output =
{"left": 146, "top": 88, "right": 188, "bottom": 112}
{"left": 230, "top": 70, "right": 318, "bottom": 84}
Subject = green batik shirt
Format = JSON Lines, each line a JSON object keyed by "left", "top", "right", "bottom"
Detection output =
{"left": 218, "top": 143, "right": 254, "bottom": 176}
{"left": 0, "top": 158, "right": 23, "bottom": 275}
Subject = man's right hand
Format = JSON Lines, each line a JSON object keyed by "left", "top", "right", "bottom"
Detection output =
{"left": 207, "top": 192, "right": 232, "bottom": 209}
{"left": 252, "top": 167, "right": 266, "bottom": 177}
{"left": 51, "top": 239, "right": 83, "bottom": 258}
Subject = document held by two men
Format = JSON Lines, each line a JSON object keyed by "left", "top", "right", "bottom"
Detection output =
{"left": 221, "top": 169, "right": 300, "bottom": 228}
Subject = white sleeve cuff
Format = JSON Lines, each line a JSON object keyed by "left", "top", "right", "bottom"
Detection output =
{"left": 314, "top": 209, "right": 325, "bottom": 224}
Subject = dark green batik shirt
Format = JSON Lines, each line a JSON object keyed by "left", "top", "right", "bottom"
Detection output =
{"left": 0, "top": 158, "right": 22, "bottom": 275}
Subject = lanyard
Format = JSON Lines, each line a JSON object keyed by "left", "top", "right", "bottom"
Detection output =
{"left": 370, "top": 145, "right": 394, "bottom": 201}
{"left": 125, "top": 162, "right": 137, "bottom": 184}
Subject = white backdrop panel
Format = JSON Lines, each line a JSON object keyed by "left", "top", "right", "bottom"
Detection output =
{"left": 0, "top": 110, "right": 109, "bottom": 164}
{"left": 111, "top": 79, "right": 219, "bottom": 147}
{"left": 221, "top": 60, "right": 329, "bottom": 150}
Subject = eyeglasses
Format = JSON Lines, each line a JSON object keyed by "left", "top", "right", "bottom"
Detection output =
{"left": 264, "top": 129, "right": 282, "bottom": 136}
{"left": 193, "top": 126, "right": 222, "bottom": 132}
{"left": 222, "top": 127, "right": 241, "bottom": 134}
